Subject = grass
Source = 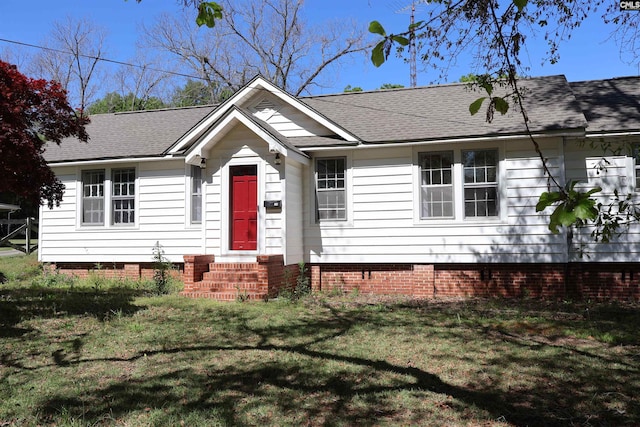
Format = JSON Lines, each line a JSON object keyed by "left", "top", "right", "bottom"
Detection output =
{"left": 1, "top": 254, "right": 639, "bottom": 426}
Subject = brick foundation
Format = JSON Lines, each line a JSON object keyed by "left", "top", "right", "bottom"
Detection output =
{"left": 49, "top": 262, "right": 184, "bottom": 281}
{"left": 311, "top": 262, "right": 640, "bottom": 301}
{"left": 47, "top": 259, "right": 640, "bottom": 301}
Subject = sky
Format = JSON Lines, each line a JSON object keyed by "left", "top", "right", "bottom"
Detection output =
{"left": 1, "top": 0, "right": 638, "bottom": 96}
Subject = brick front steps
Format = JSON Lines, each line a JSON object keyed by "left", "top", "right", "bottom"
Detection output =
{"left": 181, "top": 254, "right": 289, "bottom": 301}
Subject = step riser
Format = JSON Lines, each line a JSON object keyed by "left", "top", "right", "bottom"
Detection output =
{"left": 209, "top": 263, "right": 259, "bottom": 271}
{"left": 181, "top": 291, "right": 268, "bottom": 301}
{"left": 202, "top": 273, "right": 260, "bottom": 282}
{"left": 199, "top": 284, "right": 262, "bottom": 291}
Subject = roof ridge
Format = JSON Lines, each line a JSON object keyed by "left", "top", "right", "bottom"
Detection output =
{"left": 570, "top": 75, "right": 640, "bottom": 85}
{"left": 302, "top": 74, "right": 568, "bottom": 99}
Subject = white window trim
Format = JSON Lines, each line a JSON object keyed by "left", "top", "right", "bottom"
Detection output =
{"left": 413, "top": 144, "right": 505, "bottom": 225}
{"left": 76, "top": 165, "right": 139, "bottom": 229}
{"left": 632, "top": 143, "right": 640, "bottom": 193}
{"left": 312, "top": 155, "right": 353, "bottom": 226}
{"left": 80, "top": 169, "right": 105, "bottom": 226}
{"left": 461, "top": 148, "right": 500, "bottom": 219}
{"left": 418, "top": 150, "right": 455, "bottom": 220}
{"left": 185, "top": 164, "right": 204, "bottom": 228}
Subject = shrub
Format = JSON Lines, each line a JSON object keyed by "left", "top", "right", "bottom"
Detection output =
{"left": 152, "top": 241, "right": 174, "bottom": 295}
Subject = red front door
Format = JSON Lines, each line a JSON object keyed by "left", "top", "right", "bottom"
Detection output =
{"left": 230, "top": 165, "right": 257, "bottom": 250}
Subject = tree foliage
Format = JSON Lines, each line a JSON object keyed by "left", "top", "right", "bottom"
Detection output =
{"left": 379, "top": 83, "right": 404, "bottom": 90}
{"left": 87, "top": 92, "right": 166, "bottom": 114}
{"left": 171, "top": 79, "right": 232, "bottom": 106}
{"left": 0, "top": 60, "right": 88, "bottom": 208}
{"left": 343, "top": 85, "right": 363, "bottom": 92}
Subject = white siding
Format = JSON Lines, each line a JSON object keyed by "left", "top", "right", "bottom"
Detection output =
{"left": 245, "top": 96, "right": 334, "bottom": 138}
{"left": 304, "top": 139, "right": 569, "bottom": 264}
{"left": 265, "top": 158, "right": 283, "bottom": 254}
{"left": 564, "top": 137, "right": 640, "bottom": 261}
{"left": 39, "top": 160, "right": 203, "bottom": 264}
{"left": 284, "top": 160, "right": 304, "bottom": 264}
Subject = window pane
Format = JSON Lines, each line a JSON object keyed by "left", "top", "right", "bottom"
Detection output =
{"left": 463, "top": 149, "right": 498, "bottom": 217}
{"left": 487, "top": 167, "right": 497, "bottom": 182}
{"left": 113, "top": 199, "right": 135, "bottom": 224}
{"left": 464, "top": 187, "right": 498, "bottom": 217}
{"left": 82, "top": 170, "right": 105, "bottom": 225}
{"left": 419, "top": 151, "right": 454, "bottom": 219}
{"left": 464, "top": 168, "right": 474, "bottom": 183}
{"left": 192, "top": 195, "right": 202, "bottom": 222}
{"left": 316, "top": 158, "right": 346, "bottom": 221}
{"left": 112, "top": 168, "right": 135, "bottom": 225}
{"left": 443, "top": 169, "right": 452, "bottom": 184}
{"left": 83, "top": 198, "right": 104, "bottom": 224}
{"left": 422, "top": 187, "right": 453, "bottom": 218}
{"left": 190, "top": 165, "right": 203, "bottom": 223}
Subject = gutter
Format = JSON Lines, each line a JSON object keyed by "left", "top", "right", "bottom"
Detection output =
{"left": 47, "top": 155, "right": 183, "bottom": 167}
{"left": 583, "top": 131, "right": 640, "bottom": 138}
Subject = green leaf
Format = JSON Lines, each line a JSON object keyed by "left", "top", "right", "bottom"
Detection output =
{"left": 574, "top": 198, "right": 598, "bottom": 220}
{"left": 391, "top": 35, "right": 410, "bottom": 46}
{"left": 409, "top": 20, "right": 425, "bottom": 30}
{"left": 369, "top": 21, "right": 386, "bottom": 36}
{"left": 536, "top": 191, "right": 563, "bottom": 212}
{"left": 586, "top": 186, "right": 602, "bottom": 197}
{"left": 196, "top": 2, "right": 223, "bottom": 28}
{"left": 493, "top": 96, "right": 509, "bottom": 115}
{"left": 513, "top": 0, "right": 528, "bottom": 12}
{"left": 371, "top": 41, "right": 386, "bottom": 67}
{"left": 549, "top": 205, "right": 576, "bottom": 234}
{"left": 469, "top": 97, "right": 486, "bottom": 115}
{"left": 479, "top": 81, "right": 493, "bottom": 96}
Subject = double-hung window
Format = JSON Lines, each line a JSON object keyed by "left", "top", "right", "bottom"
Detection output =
{"left": 419, "top": 151, "right": 454, "bottom": 218}
{"left": 81, "top": 167, "right": 136, "bottom": 226}
{"left": 417, "top": 148, "right": 500, "bottom": 221}
{"left": 82, "top": 170, "right": 105, "bottom": 225}
{"left": 463, "top": 149, "right": 498, "bottom": 217}
{"left": 316, "top": 157, "right": 346, "bottom": 221}
{"left": 190, "top": 165, "right": 203, "bottom": 224}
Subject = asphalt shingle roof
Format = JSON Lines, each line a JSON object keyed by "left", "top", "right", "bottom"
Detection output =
{"left": 44, "top": 105, "right": 215, "bottom": 162}
{"left": 569, "top": 76, "right": 640, "bottom": 133}
{"left": 43, "top": 75, "right": 639, "bottom": 163}
{"left": 301, "top": 75, "right": 587, "bottom": 143}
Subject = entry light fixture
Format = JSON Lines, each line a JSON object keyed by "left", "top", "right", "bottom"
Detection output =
{"left": 199, "top": 157, "right": 207, "bottom": 169}
{"left": 274, "top": 153, "right": 282, "bottom": 165}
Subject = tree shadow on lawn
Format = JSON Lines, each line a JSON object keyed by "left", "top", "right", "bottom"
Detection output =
{"left": 33, "top": 299, "right": 640, "bottom": 426}
{"left": 0, "top": 287, "right": 145, "bottom": 338}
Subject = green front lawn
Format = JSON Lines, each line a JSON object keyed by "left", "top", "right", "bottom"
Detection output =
{"left": 1, "top": 254, "right": 639, "bottom": 426}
